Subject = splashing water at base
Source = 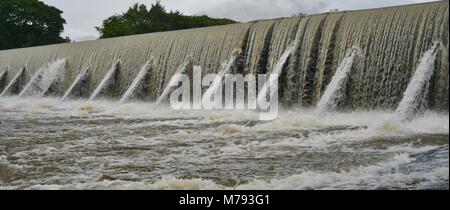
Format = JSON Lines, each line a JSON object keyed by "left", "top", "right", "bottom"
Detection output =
{"left": 0, "top": 97, "right": 447, "bottom": 190}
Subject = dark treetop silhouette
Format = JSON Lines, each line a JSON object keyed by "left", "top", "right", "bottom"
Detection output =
{"left": 0, "top": 0, "right": 70, "bottom": 50}
{"left": 96, "top": 1, "right": 237, "bottom": 39}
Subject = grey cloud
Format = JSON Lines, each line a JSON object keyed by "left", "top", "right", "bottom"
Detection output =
{"left": 199, "top": 0, "right": 437, "bottom": 21}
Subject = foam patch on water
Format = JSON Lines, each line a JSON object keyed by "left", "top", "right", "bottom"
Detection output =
{"left": 0, "top": 97, "right": 448, "bottom": 190}
{"left": 1, "top": 97, "right": 447, "bottom": 132}
{"left": 368, "top": 111, "right": 449, "bottom": 135}
{"left": 20, "top": 153, "right": 448, "bottom": 190}
{"left": 0, "top": 155, "right": 23, "bottom": 170}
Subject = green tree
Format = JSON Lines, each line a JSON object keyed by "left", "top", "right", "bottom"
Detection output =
{"left": 96, "top": 1, "right": 237, "bottom": 39}
{"left": 0, "top": 0, "right": 70, "bottom": 50}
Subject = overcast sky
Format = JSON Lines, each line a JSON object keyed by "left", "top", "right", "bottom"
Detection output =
{"left": 41, "top": 0, "right": 437, "bottom": 41}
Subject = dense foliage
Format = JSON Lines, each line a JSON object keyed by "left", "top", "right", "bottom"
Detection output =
{"left": 96, "top": 1, "right": 237, "bottom": 39}
{"left": 0, "top": 0, "right": 70, "bottom": 50}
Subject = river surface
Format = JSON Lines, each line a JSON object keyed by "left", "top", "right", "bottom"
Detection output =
{"left": 0, "top": 97, "right": 448, "bottom": 190}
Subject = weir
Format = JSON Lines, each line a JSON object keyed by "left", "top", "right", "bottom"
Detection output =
{"left": 18, "top": 59, "right": 67, "bottom": 97}
{"left": 257, "top": 44, "right": 295, "bottom": 107}
{"left": 0, "top": 67, "right": 26, "bottom": 97}
{"left": 89, "top": 60, "right": 120, "bottom": 101}
{"left": 315, "top": 48, "right": 357, "bottom": 112}
{"left": 61, "top": 64, "right": 90, "bottom": 101}
{"left": 0, "top": 1, "right": 447, "bottom": 112}
{"left": 155, "top": 56, "right": 193, "bottom": 106}
{"left": 202, "top": 51, "right": 240, "bottom": 108}
{"left": 120, "top": 59, "right": 153, "bottom": 103}
{"left": 42, "top": 60, "right": 68, "bottom": 97}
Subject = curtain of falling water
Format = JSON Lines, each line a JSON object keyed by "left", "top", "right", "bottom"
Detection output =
{"left": 328, "top": 2, "right": 449, "bottom": 110}
{"left": 243, "top": 1, "right": 448, "bottom": 110}
{"left": 242, "top": 20, "right": 277, "bottom": 75}
{"left": 0, "top": 1, "right": 448, "bottom": 111}
{"left": 0, "top": 23, "right": 251, "bottom": 101}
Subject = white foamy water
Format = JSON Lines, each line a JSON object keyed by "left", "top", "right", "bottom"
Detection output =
{"left": 18, "top": 59, "right": 66, "bottom": 97}
{"left": 0, "top": 97, "right": 448, "bottom": 190}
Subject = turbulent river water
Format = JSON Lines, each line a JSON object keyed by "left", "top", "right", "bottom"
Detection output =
{"left": 0, "top": 97, "right": 447, "bottom": 190}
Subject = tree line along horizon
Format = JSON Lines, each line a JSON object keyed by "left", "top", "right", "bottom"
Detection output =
{"left": 0, "top": 0, "right": 237, "bottom": 50}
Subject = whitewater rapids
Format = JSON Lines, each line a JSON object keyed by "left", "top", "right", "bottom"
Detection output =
{"left": 0, "top": 97, "right": 448, "bottom": 190}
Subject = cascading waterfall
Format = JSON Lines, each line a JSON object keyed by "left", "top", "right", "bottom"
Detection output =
{"left": 201, "top": 51, "right": 240, "bottom": 107}
{"left": 155, "top": 56, "right": 193, "bottom": 105}
{"left": 396, "top": 44, "right": 439, "bottom": 118}
{"left": 120, "top": 60, "right": 153, "bottom": 103}
{"left": 18, "top": 59, "right": 66, "bottom": 97}
{"left": 315, "top": 48, "right": 357, "bottom": 112}
{"left": 0, "top": 67, "right": 25, "bottom": 97}
{"left": 257, "top": 44, "right": 295, "bottom": 107}
{"left": 89, "top": 60, "right": 120, "bottom": 101}
{"left": 61, "top": 64, "right": 90, "bottom": 101}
